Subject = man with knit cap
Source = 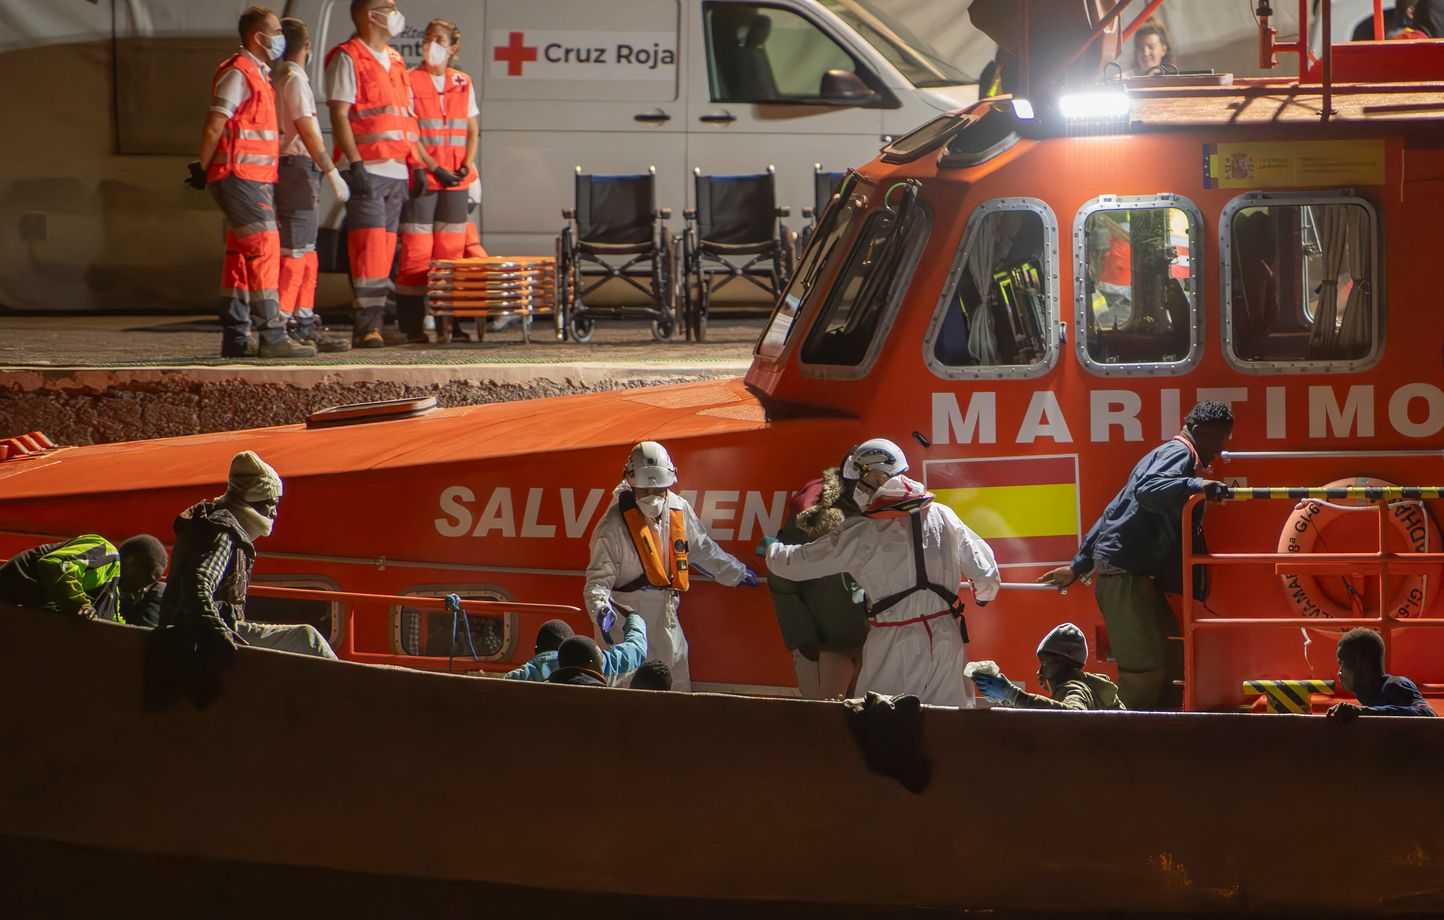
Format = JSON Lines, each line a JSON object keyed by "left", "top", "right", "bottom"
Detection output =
{"left": 158, "top": 450, "right": 336, "bottom": 658}
{"left": 971, "top": 623, "right": 1125, "bottom": 711}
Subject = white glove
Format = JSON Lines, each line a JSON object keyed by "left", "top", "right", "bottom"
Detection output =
{"left": 325, "top": 167, "right": 350, "bottom": 205}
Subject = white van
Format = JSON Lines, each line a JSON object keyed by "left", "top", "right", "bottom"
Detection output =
{"left": 294, "top": 0, "right": 983, "bottom": 256}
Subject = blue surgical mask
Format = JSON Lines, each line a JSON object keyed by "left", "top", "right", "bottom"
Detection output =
{"left": 264, "top": 33, "right": 287, "bottom": 60}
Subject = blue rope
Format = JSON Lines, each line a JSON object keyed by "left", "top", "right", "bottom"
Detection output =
{"left": 446, "top": 592, "right": 481, "bottom": 673}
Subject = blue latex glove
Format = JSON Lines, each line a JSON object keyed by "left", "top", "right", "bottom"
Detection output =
{"left": 755, "top": 536, "right": 779, "bottom": 557}
{"left": 741, "top": 568, "right": 758, "bottom": 588}
{"left": 595, "top": 603, "right": 618, "bottom": 646}
{"left": 971, "top": 672, "right": 1019, "bottom": 703}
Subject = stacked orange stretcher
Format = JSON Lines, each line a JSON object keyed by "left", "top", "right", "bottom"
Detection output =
{"left": 427, "top": 257, "right": 558, "bottom": 343}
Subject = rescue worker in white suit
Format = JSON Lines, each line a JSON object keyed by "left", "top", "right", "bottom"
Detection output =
{"left": 583, "top": 441, "right": 758, "bottom": 691}
{"left": 763, "top": 439, "right": 1000, "bottom": 707}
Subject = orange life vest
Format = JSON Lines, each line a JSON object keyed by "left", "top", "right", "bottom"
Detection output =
{"left": 409, "top": 67, "right": 472, "bottom": 188}
{"left": 324, "top": 37, "right": 416, "bottom": 164}
{"left": 618, "top": 491, "right": 689, "bottom": 593}
{"left": 208, "top": 52, "right": 279, "bottom": 184}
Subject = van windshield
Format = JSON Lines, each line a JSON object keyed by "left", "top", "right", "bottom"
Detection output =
{"left": 818, "top": 0, "right": 974, "bottom": 86}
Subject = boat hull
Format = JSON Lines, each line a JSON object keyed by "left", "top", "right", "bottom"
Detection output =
{"left": 3, "top": 604, "right": 1443, "bottom": 916}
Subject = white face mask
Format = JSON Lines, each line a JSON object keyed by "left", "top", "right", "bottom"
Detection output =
{"left": 425, "top": 40, "right": 450, "bottom": 68}
{"left": 637, "top": 494, "right": 667, "bottom": 519}
{"left": 371, "top": 8, "right": 406, "bottom": 38}
{"left": 853, "top": 482, "right": 875, "bottom": 507}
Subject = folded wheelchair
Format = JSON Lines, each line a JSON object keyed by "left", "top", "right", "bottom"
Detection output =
{"left": 556, "top": 166, "right": 677, "bottom": 343}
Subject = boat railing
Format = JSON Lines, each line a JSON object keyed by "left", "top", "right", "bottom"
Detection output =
{"left": 243, "top": 584, "right": 586, "bottom": 673}
{"left": 1180, "top": 485, "right": 1444, "bottom": 711}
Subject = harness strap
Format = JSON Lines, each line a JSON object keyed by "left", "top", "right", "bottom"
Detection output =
{"left": 865, "top": 509, "right": 968, "bottom": 642}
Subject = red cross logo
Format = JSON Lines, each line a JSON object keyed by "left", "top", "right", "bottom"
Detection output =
{"left": 494, "top": 31, "right": 537, "bottom": 76}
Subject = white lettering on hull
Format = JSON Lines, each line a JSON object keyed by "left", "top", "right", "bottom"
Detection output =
{"left": 931, "top": 383, "right": 1444, "bottom": 445}
{"left": 435, "top": 487, "right": 789, "bottom": 541}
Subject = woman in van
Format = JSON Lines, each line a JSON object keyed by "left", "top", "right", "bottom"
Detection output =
{"left": 396, "top": 18, "right": 480, "bottom": 343}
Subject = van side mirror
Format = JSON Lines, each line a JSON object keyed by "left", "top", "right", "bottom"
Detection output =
{"left": 819, "top": 69, "right": 877, "bottom": 105}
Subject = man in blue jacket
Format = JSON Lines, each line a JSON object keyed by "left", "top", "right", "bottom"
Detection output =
{"left": 504, "top": 609, "right": 647, "bottom": 687}
{"left": 1038, "top": 400, "right": 1233, "bottom": 710}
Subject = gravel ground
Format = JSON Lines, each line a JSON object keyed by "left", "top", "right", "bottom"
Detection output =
{"left": 0, "top": 314, "right": 762, "bottom": 445}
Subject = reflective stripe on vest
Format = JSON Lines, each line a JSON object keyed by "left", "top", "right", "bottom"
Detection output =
{"left": 325, "top": 38, "right": 416, "bottom": 164}
{"left": 409, "top": 67, "right": 471, "bottom": 188}
{"left": 616, "top": 491, "right": 689, "bottom": 593}
{"left": 208, "top": 52, "right": 279, "bottom": 184}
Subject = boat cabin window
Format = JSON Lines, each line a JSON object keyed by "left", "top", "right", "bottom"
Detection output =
{"left": 1223, "top": 195, "right": 1381, "bottom": 372}
{"left": 800, "top": 191, "right": 930, "bottom": 373}
{"left": 757, "top": 189, "right": 862, "bottom": 358}
{"left": 1075, "top": 195, "right": 1203, "bottom": 376}
{"left": 391, "top": 587, "right": 516, "bottom": 663}
{"left": 927, "top": 198, "right": 1058, "bottom": 379}
{"left": 247, "top": 576, "right": 343, "bottom": 649}
{"left": 703, "top": 3, "right": 883, "bottom": 106}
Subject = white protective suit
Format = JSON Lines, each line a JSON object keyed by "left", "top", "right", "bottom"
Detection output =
{"left": 583, "top": 486, "right": 749, "bottom": 691}
{"left": 766, "top": 475, "right": 1000, "bottom": 707}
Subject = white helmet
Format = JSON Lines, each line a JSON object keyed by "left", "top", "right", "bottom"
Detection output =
{"left": 624, "top": 441, "right": 677, "bottom": 489}
{"left": 844, "top": 438, "right": 909, "bottom": 480}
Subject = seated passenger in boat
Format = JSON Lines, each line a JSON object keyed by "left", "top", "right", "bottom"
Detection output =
{"left": 1328, "top": 628, "right": 1437, "bottom": 719}
{"left": 546, "top": 636, "right": 610, "bottom": 687}
{"left": 157, "top": 451, "right": 337, "bottom": 659}
{"left": 0, "top": 533, "right": 166, "bottom": 626}
{"left": 629, "top": 659, "right": 672, "bottom": 691}
{"left": 971, "top": 623, "right": 1126, "bottom": 711}
{"left": 504, "top": 608, "right": 648, "bottom": 687}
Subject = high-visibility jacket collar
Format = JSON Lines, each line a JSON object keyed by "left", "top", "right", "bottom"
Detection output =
{"left": 409, "top": 66, "right": 471, "bottom": 188}
{"left": 208, "top": 51, "right": 279, "bottom": 184}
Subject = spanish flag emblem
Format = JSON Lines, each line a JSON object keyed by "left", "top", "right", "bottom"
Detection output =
{"left": 924, "top": 455, "right": 1081, "bottom": 566}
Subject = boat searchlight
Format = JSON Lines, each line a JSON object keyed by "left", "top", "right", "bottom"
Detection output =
{"left": 1057, "top": 89, "right": 1131, "bottom": 132}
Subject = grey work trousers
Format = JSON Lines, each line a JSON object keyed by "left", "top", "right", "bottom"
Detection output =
{"left": 236, "top": 620, "right": 338, "bottom": 659}
{"left": 343, "top": 173, "right": 408, "bottom": 337}
{"left": 208, "top": 175, "right": 287, "bottom": 353}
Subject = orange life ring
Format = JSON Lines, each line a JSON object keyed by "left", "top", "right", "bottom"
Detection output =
{"left": 1277, "top": 477, "right": 1441, "bottom": 619}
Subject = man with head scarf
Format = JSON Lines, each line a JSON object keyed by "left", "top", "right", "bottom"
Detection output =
{"left": 971, "top": 623, "right": 1125, "bottom": 710}
{"left": 158, "top": 450, "right": 335, "bottom": 657}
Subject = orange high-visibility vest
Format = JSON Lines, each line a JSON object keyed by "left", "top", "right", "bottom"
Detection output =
{"left": 324, "top": 37, "right": 416, "bottom": 164}
{"left": 617, "top": 492, "right": 689, "bottom": 593}
{"left": 409, "top": 67, "right": 472, "bottom": 189}
{"left": 208, "top": 52, "right": 279, "bottom": 184}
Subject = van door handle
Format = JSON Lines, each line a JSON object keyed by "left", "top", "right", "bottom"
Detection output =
{"left": 699, "top": 111, "right": 736, "bottom": 124}
{"left": 634, "top": 110, "right": 671, "bottom": 123}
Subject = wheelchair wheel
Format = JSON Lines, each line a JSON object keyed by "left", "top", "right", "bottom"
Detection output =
{"left": 693, "top": 278, "right": 710, "bottom": 343}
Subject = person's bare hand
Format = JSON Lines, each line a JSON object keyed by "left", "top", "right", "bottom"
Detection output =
{"left": 1200, "top": 480, "right": 1229, "bottom": 503}
{"left": 76, "top": 605, "right": 97, "bottom": 621}
{"left": 1037, "top": 566, "right": 1077, "bottom": 591}
{"left": 1327, "top": 701, "right": 1363, "bottom": 721}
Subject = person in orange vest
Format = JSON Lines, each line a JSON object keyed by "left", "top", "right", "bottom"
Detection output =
{"left": 395, "top": 18, "right": 479, "bottom": 344}
{"left": 325, "top": 0, "right": 446, "bottom": 349}
{"left": 189, "top": 6, "right": 316, "bottom": 359}
{"left": 272, "top": 17, "right": 351, "bottom": 352}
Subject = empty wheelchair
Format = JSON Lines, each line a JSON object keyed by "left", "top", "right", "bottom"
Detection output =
{"left": 556, "top": 166, "right": 676, "bottom": 343}
{"left": 680, "top": 166, "right": 795, "bottom": 342}
{"left": 798, "top": 164, "right": 848, "bottom": 251}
